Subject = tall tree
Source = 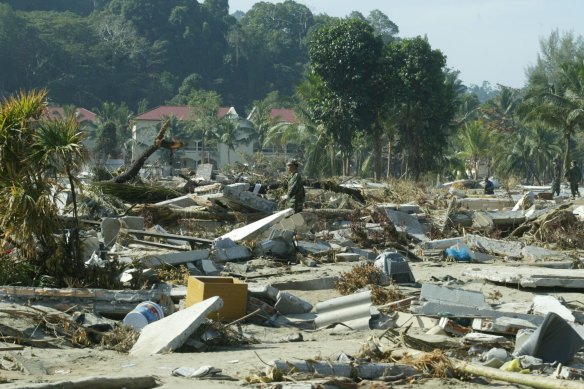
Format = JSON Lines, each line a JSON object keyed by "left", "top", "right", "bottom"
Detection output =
{"left": 384, "top": 36, "right": 455, "bottom": 180}
{"left": 308, "top": 19, "right": 386, "bottom": 177}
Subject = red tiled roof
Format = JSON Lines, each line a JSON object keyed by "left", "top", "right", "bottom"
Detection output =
{"left": 135, "top": 105, "right": 233, "bottom": 121}
{"left": 270, "top": 108, "right": 298, "bottom": 123}
{"left": 45, "top": 106, "right": 98, "bottom": 123}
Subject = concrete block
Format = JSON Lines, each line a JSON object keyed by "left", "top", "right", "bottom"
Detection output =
{"left": 335, "top": 253, "right": 360, "bottom": 262}
{"left": 120, "top": 216, "right": 145, "bottom": 231}
{"left": 212, "top": 237, "right": 252, "bottom": 262}
{"left": 296, "top": 240, "right": 332, "bottom": 255}
{"left": 248, "top": 284, "right": 279, "bottom": 303}
{"left": 101, "top": 218, "right": 121, "bottom": 248}
{"left": 223, "top": 184, "right": 277, "bottom": 212}
{"left": 195, "top": 163, "right": 213, "bottom": 181}
{"left": 130, "top": 296, "right": 223, "bottom": 356}
{"left": 349, "top": 247, "right": 377, "bottom": 260}
{"left": 274, "top": 291, "right": 313, "bottom": 315}
{"left": 255, "top": 239, "right": 295, "bottom": 258}
{"left": 198, "top": 259, "right": 219, "bottom": 275}
{"left": 397, "top": 203, "right": 420, "bottom": 214}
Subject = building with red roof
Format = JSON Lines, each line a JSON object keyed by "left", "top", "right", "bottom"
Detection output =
{"left": 132, "top": 105, "right": 252, "bottom": 170}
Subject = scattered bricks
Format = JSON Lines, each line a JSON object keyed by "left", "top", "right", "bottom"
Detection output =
{"left": 439, "top": 317, "right": 472, "bottom": 336}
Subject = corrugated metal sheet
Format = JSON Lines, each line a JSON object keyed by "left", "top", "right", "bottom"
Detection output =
{"left": 314, "top": 291, "right": 372, "bottom": 330}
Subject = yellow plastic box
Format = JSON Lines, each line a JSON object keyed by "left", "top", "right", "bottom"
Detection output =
{"left": 186, "top": 276, "right": 248, "bottom": 321}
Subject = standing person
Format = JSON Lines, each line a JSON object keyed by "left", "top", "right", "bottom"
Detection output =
{"left": 552, "top": 157, "right": 562, "bottom": 196}
{"left": 565, "top": 160, "right": 581, "bottom": 200}
{"left": 285, "top": 159, "right": 305, "bottom": 213}
{"left": 484, "top": 176, "right": 494, "bottom": 195}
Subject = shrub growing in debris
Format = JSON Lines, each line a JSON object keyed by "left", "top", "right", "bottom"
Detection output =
{"left": 336, "top": 262, "right": 404, "bottom": 304}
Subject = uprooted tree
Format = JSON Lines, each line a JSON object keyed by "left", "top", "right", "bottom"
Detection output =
{"left": 111, "top": 120, "right": 185, "bottom": 184}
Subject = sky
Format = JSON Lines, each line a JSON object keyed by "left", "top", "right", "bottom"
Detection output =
{"left": 228, "top": 0, "right": 584, "bottom": 89}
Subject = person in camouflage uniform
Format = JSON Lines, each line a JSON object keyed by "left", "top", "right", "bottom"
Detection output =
{"left": 285, "top": 159, "right": 305, "bottom": 213}
{"left": 565, "top": 160, "right": 581, "bottom": 200}
{"left": 552, "top": 157, "right": 561, "bottom": 196}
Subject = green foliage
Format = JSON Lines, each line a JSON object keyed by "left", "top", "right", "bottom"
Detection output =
{"left": 386, "top": 37, "right": 456, "bottom": 180}
{"left": 0, "top": 256, "right": 37, "bottom": 286}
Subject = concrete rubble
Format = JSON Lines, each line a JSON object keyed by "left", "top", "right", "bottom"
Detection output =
{"left": 2, "top": 173, "right": 584, "bottom": 389}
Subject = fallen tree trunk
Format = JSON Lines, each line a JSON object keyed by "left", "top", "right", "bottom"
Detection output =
{"left": 455, "top": 360, "right": 584, "bottom": 389}
{"left": 112, "top": 120, "right": 183, "bottom": 184}
{"left": 20, "top": 375, "right": 158, "bottom": 389}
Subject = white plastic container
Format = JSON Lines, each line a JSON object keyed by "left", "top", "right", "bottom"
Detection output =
{"left": 123, "top": 301, "right": 164, "bottom": 330}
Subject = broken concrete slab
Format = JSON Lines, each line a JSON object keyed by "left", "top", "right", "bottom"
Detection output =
{"left": 270, "top": 277, "right": 338, "bottom": 291}
{"left": 154, "top": 194, "right": 198, "bottom": 208}
{"left": 195, "top": 163, "right": 213, "bottom": 181}
{"left": 148, "top": 224, "right": 190, "bottom": 246}
{"left": 223, "top": 183, "right": 277, "bottom": 213}
{"left": 458, "top": 198, "right": 516, "bottom": 211}
{"left": 130, "top": 296, "right": 223, "bottom": 356}
{"left": 465, "top": 234, "right": 524, "bottom": 258}
{"left": 212, "top": 237, "right": 252, "bottom": 262}
{"left": 521, "top": 245, "right": 573, "bottom": 262}
{"left": 512, "top": 191, "right": 536, "bottom": 211}
{"left": 421, "top": 237, "right": 466, "bottom": 250}
{"left": 462, "top": 266, "right": 584, "bottom": 288}
{"left": 463, "top": 332, "right": 508, "bottom": 346}
{"left": 254, "top": 228, "right": 296, "bottom": 258}
{"left": 473, "top": 317, "right": 537, "bottom": 335}
{"left": 419, "top": 284, "right": 491, "bottom": 309}
{"left": 384, "top": 209, "right": 429, "bottom": 242}
{"left": 140, "top": 249, "right": 210, "bottom": 267}
{"left": 218, "top": 208, "right": 294, "bottom": 242}
{"left": 296, "top": 240, "right": 332, "bottom": 256}
{"left": 532, "top": 295, "right": 575, "bottom": 322}
{"left": 472, "top": 211, "right": 525, "bottom": 230}
{"left": 270, "top": 212, "right": 317, "bottom": 234}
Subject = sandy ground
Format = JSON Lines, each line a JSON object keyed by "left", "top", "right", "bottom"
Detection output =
{"left": 0, "top": 260, "right": 581, "bottom": 388}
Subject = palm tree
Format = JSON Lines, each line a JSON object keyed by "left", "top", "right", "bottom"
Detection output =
{"left": 493, "top": 125, "right": 561, "bottom": 184}
{"left": 455, "top": 120, "right": 497, "bottom": 179}
{"left": 0, "top": 90, "right": 60, "bottom": 263}
{"left": 32, "top": 117, "right": 88, "bottom": 224}
{"left": 522, "top": 61, "right": 584, "bottom": 172}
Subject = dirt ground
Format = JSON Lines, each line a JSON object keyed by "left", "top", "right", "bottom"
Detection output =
{"left": 2, "top": 259, "right": 578, "bottom": 389}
